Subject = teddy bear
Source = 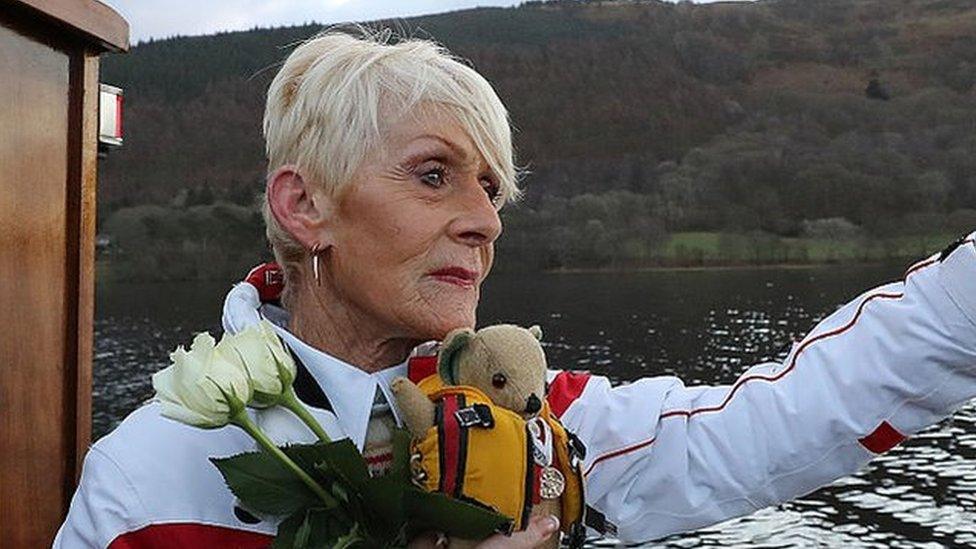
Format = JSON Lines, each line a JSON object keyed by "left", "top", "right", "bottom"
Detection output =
{"left": 391, "top": 324, "right": 586, "bottom": 549}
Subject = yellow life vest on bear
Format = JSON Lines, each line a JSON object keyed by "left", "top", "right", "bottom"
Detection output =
{"left": 409, "top": 371, "right": 587, "bottom": 545}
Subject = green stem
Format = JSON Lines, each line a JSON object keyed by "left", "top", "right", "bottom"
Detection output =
{"left": 281, "top": 387, "right": 332, "bottom": 444}
{"left": 232, "top": 412, "right": 338, "bottom": 508}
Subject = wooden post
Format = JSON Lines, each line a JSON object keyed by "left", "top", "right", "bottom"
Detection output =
{"left": 0, "top": 1, "right": 127, "bottom": 545}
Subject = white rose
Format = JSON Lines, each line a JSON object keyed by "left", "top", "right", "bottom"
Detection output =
{"left": 152, "top": 332, "right": 253, "bottom": 428}
{"left": 219, "top": 320, "right": 297, "bottom": 408}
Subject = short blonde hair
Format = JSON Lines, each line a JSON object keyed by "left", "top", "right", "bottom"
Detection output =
{"left": 262, "top": 27, "right": 518, "bottom": 290}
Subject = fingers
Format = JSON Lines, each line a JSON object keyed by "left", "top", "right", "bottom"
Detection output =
{"left": 523, "top": 514, "right": 561, "bottom": 547}
{"left": 411, "top": 514, "right": 560, "bottom": 549}
{"left": 477, "top": 514, "right": 560, "bottom": 548}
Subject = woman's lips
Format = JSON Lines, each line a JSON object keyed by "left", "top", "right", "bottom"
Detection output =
{"left": 428, "top": 266, "right": 479, "bottom": 288}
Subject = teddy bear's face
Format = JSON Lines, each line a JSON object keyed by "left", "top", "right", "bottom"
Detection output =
{"left": 453, "top": 326, "right": 548, "bottom": 419}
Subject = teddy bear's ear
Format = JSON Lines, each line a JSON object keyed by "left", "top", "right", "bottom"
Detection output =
{"left": 438, "top": 327, "right": 475, "bottom": 385}
{"left": 528, "top": 325, "right": 543, "bottom": 341}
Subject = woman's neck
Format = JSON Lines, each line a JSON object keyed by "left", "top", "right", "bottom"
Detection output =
{"left": 286, "top": 283, "right": 420, "bottom": 374}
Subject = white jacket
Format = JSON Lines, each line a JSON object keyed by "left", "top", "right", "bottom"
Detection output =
{"left": 55, "top": 233, "right": 976, "bottom": 547}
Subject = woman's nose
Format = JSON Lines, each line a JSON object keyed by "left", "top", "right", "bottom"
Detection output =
{"left": 449, "top": 177, "right": 502, "bottom": 246}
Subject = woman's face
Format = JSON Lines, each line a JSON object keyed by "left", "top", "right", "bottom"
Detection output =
{"left": 321, "top": 108, "right": 503, "bottom": 341}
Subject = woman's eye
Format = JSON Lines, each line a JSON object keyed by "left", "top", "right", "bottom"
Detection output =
{"left": 481, "top": 177, "right": 501, "bottom": 204}
{"left": 419, "top": 168, "right": 445, "bottom": 188}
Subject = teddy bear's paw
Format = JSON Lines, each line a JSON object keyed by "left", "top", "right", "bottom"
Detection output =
{"left": 391, "top": 376, "right": 436, "bottom": 438}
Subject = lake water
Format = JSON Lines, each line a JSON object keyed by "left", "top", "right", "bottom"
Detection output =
{"left": 93, "top": 264, "right": 976, "bottom": 547}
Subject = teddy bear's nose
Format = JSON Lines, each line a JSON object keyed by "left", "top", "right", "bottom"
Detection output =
{"left": 525, "top": 393, "right": 542, "bottom": 415}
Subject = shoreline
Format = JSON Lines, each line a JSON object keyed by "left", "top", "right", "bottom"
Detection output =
{"left": 540, "top": 259, "right": 907, "bottom": 275}
{"left": 96, "top": 256, "right": 915, "bottom": 282}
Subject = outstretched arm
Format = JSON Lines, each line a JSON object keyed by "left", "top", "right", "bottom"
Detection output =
{"left": 550, "top": 233, "right": 976, "bottom": 543}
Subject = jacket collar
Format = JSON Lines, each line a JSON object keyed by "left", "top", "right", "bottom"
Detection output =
{"left": 268, "top": 323, "right": 407, "bottom": 450}
{"left": 221, "top": 282, "right": 407, "bottom": 450}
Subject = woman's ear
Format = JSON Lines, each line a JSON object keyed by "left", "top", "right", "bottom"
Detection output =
{"left": 266, "top": 165, "right": 336, "bottom": 249}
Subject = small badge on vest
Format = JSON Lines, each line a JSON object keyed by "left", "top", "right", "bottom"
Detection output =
{"left": 454, "top": 404, "right": 494, "bottom": 428}
{"left": 539, "top": 466, "right": 566, "bottom": 500}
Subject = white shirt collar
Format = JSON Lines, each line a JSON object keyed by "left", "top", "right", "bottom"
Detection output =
{"left": 265, "top": 319, "right": 407, "bottom": 450}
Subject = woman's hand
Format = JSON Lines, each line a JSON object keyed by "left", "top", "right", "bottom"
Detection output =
{"left": 408, "top": 514, "right": 560, "bottom": 548}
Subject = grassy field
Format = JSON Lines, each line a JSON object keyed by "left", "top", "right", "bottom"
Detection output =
{"left": 654, "top": 232, "right": 957, "bottom": 267}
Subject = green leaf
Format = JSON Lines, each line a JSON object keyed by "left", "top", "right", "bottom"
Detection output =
{"left": 211, "top": 452, "right": 319, "bottom": 516}
{"left": 279, "top": 443, "right": 339, "bottom": 486}
{"left": 330, "top": 482, "right": 351, "bottom": 504}
{"left": 294, "top": 513, "right": 313, "bottom": 548}
{"left": 304, "top": 508, "right": 359, "bottom": 549}
{"left": 271, "top": 510, "right": 306, "bottom": 549}
{"left": 404, "top": 487, "right": 512, "bottom": 540}
{"left": 333, "top": 523, "right": 364, "bottom": 549}
{"left": 318, "top": 439, "right": 371, "bottom": 489}
{"left": 284, "top": 440, "right": 370, "bottom": 490}
{"left": 386, "top": 428, "right": 413, "bottom": 483}
{"left": 358, "top": 476, "right": 408, "bottom": 535}
{"left": 274, "top": 507, "right": 362, "bottom": 549}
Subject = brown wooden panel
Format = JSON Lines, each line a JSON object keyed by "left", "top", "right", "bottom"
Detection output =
{"left": 0, "top": 22, "right": 72, "bottom": 548}
{"left": 67, "top": 51, "right": 99, "bottom": 483}
{"left": 8, "top": 0, "right": 129, "bottom": 52}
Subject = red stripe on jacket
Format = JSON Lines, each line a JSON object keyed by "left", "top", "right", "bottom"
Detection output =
{"left": 859, "top": 421, "right": 906, "bottom": 454}
{"left": 658, "top": 291, "right": 904, "bottom": 421}
{"left": 547, "top": 371, "right": 591, "bottom": 418}
{"left": 109, "top": 523, "right": 272, "bottom": 549}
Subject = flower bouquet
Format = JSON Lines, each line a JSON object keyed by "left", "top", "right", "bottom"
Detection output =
{"left": 152, "top": 320, "right": 510, "bottom": 548}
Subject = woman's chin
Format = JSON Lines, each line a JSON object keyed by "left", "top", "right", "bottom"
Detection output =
{"left": 417, "top": 308, "right": 477, "bottom": 340}
{"left": 397, "top": 284, "right": 480, "bottom": 339}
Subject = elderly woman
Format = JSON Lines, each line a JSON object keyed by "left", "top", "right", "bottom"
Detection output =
{"left": 57, "top": 29, "right": 976, "bottom": 548}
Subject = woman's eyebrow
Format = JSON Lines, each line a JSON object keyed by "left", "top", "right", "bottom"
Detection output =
{"left": 408, "top": 134, "right": 478, "bottom": 164}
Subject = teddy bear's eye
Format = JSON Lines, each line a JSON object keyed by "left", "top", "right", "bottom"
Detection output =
{"left": 492, "top": 373, "right": 507, "bottom": 389}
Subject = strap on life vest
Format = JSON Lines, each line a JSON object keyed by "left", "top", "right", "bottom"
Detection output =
{"left": 531, "top": 461, "right": 542, "bottom": 506}
{"left": 436, "top": 393, "right": 469, "bottom": 498}
{"left": 520, "top": 422, "right": 535, "bottom": 530}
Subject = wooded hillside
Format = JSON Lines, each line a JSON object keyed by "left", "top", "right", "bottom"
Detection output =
{"left": 97, "top": 0, "right": 976, "bottom": 278}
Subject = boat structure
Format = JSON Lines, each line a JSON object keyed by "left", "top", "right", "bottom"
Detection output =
{"left": 1, "top": 0, "right": 129, "bottom": 545}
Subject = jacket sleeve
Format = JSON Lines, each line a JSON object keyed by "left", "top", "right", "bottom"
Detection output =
{"left": 550, "top": 233, "right": 976, "bottom": 543}
{"left": 53, "top": 447, "right": 145, "bottom": 548}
